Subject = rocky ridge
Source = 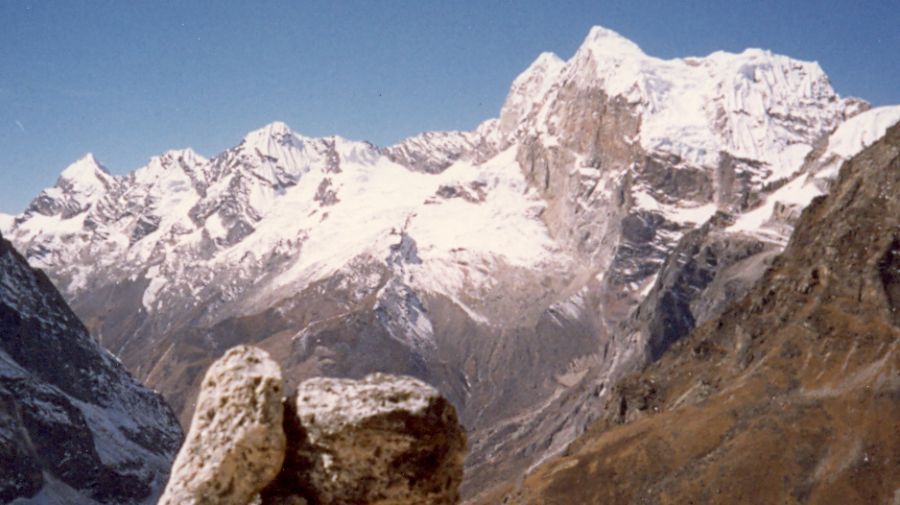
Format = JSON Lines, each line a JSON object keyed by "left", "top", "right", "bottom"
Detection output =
{"left": 0, "top": 231, "right": 183, "bottom": 504}
{"left": 498, "top": 122, "right": 900, "bottom": 504}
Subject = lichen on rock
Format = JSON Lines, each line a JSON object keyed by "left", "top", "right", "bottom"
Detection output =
{"left": 159, "top": 345, "right": 286, "bottom": 505}
{"left": 261, "top": 373, "right": 466, "bottom": 505}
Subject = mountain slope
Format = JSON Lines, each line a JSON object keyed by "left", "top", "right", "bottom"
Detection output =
{"left": 0, "top": 232, "right": 183, "bottom": 504}
{"left": 0, "top": 214, "right": 12, "bottom": 235}
{"left": 3, "top": 26, "right": 895, "bottom": 499}
{"left": 503, "top": 123, "right": 900, "bottom": 505}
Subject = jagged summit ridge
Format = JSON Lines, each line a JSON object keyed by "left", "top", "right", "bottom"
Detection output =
{"left": 503, "top": 25, "right": 861, "bottom": 177}
{"left": 24, "top": 153, "right": 121, "bottom": 221}
{"left": 58, "top": 152, "right": 111, "bottom": 182}
{"left": 141, "top": 148, "right": 207, "bottom": 172}
{"left": 131, "top": 149, "right": 208, "bottom": 188}
{"left": 579, "top": 25, "right": 647, "bottom": 58}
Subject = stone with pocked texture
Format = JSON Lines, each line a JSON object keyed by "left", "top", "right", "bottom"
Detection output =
{"left": 262, "top": 373, "right": 466, "bottom": 505}
{"left": 159, "top": 345, "right": 285, "bottom": 505}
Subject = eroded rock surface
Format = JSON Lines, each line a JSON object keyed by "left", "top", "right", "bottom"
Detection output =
{"left": 159, "top": 351, "right": 465, "bottom": 505}
{"left": 159, "top": 346, "right": 285, "bottom": 505}
{"left": 262, "top": 374, "right": 466, "bottom": 505}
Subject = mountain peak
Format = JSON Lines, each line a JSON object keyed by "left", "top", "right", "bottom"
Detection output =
{"left": 166, "top": 147, "right": 206, "bottom": 161}
{"left": 240, "top": 121, "right": 305, "bottom": 155}
{"left": 152, "top": 147, "right": 208, "bottom": 168}
{"left": 532, "top": 51, "right": 564, "bottom": 69}
{"left": 578, "top": 25, "right": 646, "bottom": 59}
{"left": 498, "top": 50, "right": 566, "bottom": 136}
{"left": 247, "top": 121, "right": 294, "bottom": 140}
{"left": 57, "top": 153, "right": 115, "bottom": 190}
{"left": 60, "top": 152, "right": 107, "bottom": 177}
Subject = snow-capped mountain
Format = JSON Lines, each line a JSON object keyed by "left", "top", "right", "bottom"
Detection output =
{"left": 4, "top": 25, "right": 898, "bottom": 499}
{"left": 498, "top": 119, "right": 900, "bottom": 505}
{"left": 0, "top": 214, "right": 11, "bottom": 235}
{"left": 0, "top": 231, "right": 182, "bottom": 504}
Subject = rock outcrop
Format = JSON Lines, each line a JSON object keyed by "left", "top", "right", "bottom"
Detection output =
{"left": 159, "top": 346, "right": 286, "bottom": 505}
{"left": 161, "top": 348, "right": 465, "bottom": 505}
{"left": 262, "top": 374, "right": 466, "bottom": 505}
{"left": 624, "top": 212, "right": 781, "bottom": 362}
{"left": 498, "top": 123, "right": 900, "bottom": 504}
{"left": 0, "top": 231, "right": 183, "bottom": 504}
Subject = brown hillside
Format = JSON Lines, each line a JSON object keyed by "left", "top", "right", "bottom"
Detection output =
{"left": 498, "top": 123, "right": 900, "bottom": 504}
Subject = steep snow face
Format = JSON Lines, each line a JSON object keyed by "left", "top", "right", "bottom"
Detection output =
{"left": 123, "top": 149, "right": 209, "bottom": 254}
{"left": 729, "top": 105, "right": 900, "bottom": 241}
{"left": 814, "top": 104, "right": 900, "bottom": 178}
{"left": 18, "top": 153, "right": 120, "bottom": 224}
{"left": 241, "top": 122, "right": 324, "bottom": 176}
{"left": 6, "top": 120, "right": 570, "bottom": 333}
{"left": 498, "top": 52, "right": 565, "bottom": 137}
{"left": 505, "top": 26, "right": 860, "bottom": 183}
{"left": 186, "top": 124, "right": 357, "bottom": 250}
{"left": 6, "top": 155, "right": 124, "bottom": 282}
{"left": 55, "top": 153, "right": 118, "bottom": 203}
{"left": 131, "top": 148, "right": 208, "bottom": 191}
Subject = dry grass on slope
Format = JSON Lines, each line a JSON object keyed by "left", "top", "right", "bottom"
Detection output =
{"left": 497, "top": 124, "right": 900, "bottom": 505}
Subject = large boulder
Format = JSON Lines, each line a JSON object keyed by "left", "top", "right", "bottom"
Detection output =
{"left": 159, "top": 346, "right": 286, "bottom": 505}
{"left": 262, "top": 374, "right": 466, "bottom": 505}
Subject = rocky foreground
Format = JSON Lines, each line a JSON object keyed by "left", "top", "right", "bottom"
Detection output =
{"left": 160, "top": 346, "right": 466, "bottom": 505}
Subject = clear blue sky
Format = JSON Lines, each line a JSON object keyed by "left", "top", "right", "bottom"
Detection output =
{"left": 1, "top": 0, "right": 898, "bottom": 214}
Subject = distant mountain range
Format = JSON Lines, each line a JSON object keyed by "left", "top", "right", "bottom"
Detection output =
{"left": 2, "top": 25, "right": 898, "bottom": 501}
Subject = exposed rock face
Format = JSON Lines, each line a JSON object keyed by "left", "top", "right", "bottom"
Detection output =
{"left": 625, "top": 212, "right": 781, "bottom": 362}
{"left": 502, "top": 124, "right": 900, "bottom": 504}
{"left": 262, "top": 374, "right": 466, "bottom": 505}
{"left": 383, "top": 127, "right": 498, "bottom": 174}
{"left": 159, "top": 346, "right": 285, "bottom": 505}
{"left": 0, "top": 231, "right": 182, "bottom": 504}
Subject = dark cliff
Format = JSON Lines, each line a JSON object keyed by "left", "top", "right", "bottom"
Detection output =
{"left": 0, "top": 232, "right": 182, "bottom": 504}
